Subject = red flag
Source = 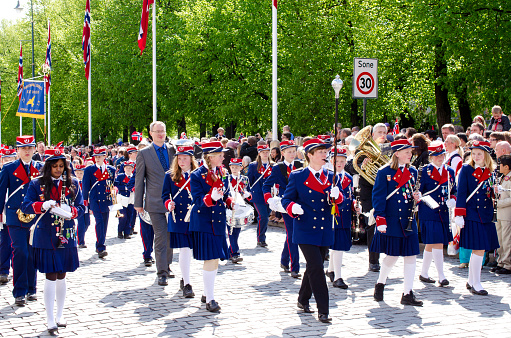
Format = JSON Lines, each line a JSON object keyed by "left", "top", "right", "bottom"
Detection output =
{"left": 138, "top": 0, "right": 154, "bottom": 54}
{"left": 17, "top": 42, "right": 23, "bottom": 100}
{"left": 82, "top": 0, "right": 91, "bottom": 80}
{"left": 273, "top": 0, "right": 277, "bottom": 8}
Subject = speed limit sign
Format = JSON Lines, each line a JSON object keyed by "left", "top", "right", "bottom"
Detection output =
{"left": 352, "top": 58, "right": 378, "bottom": 99}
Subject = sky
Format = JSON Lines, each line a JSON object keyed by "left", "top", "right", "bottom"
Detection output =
{"left": 0, "top": 0, "right": 26, "bottom": 22}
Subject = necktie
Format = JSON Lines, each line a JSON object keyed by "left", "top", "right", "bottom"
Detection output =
{"left": 315, "top": 172, "right": 322, "bottom": 183}
{"left": 25, "top": 164, "right": 30, "bottom": 176}
{"left": 184, "top": 172, "right": 189, "bottom": 181}
{"left": 157, "top": 147, "right": 169, "bottom": 172}
{"left": 289, "top": 164, "right": 293, "bottom": 170}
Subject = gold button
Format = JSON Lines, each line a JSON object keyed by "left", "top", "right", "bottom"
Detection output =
{"left": 309, "top": 190, "right": 312, "bottom": 193}
{"left": 314, "top": 217, "right": 317, "bottom": 220}
{"left": 321, "top": 208, "right": 324, "bottom": 211}
{"left": 313, "top": 226, "right": 316, "bottom": 229}
{"left": 306, "top": 182, "right": 309, "bottom": 185}
{"left": 311, "top": 200, "right": 314, "bottom": 202}
{"left": 212, "top": 211, "right": 214, "bottom": 213}
{"left": 198, "top": 210, "right": 200, "bottom": 213}
{"left": 321, "top": 199, "right": 324, "bottom": 202}
{"left": 399, "top": 209, "right": 401, "bottom": 211}
{"left": 322, "top": 217, "right": 324, "bottom": 220}
{"left": 321, "top": 227, "right": 324, "bottom": 229}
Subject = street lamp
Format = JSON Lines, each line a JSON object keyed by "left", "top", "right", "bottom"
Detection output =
{"left": 14, "top": 0, "right": 37, "bottom": 140}
{"left": 331, "top": 74, "right": 343, "bottom": 189}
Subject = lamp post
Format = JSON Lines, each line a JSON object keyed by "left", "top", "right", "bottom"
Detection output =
{"left": 14, "top": 0, "right": 37, "bottom": 140}
{"left": 331, "top": 75, "right": 343, "bottom": 189}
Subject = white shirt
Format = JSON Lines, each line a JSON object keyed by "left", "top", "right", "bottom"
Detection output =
{"left": 96, "top": 163, "right": 106, "bottom": 172}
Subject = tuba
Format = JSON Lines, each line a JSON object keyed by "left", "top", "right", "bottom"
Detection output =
{"left": 349, "top": 125, "right": 390, "bottom": 185}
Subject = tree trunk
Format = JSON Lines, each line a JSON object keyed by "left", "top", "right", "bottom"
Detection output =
{"left": 350, "top": 99, "right": 359, "bottom": 127}
{"left": 177, "top": 116, "right": 186, "bottom": 139}
{"left": 227, "top": 122, "right": 237, "bottom": 139}
{"left": 456, "top": 82, "right": 472, "bottom": 130}
{"left": 212, "top": 123, "right": 220, "bottom": 138}
{"left": 434, "top": 42, "right": 452, "bottom": 128}
{"left": 199, "top": 123, "right": 206, "bottom": 139}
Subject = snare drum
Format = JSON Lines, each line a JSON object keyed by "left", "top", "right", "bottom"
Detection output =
{"left": 226, "top": 205, "right": 254, "bottom": 228}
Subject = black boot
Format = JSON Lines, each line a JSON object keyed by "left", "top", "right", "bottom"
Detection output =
{"left": 400, "top": 291, "right": 423, "bottom": 306}
{"left": 374, "top": 283, "right": 385, "bottom": 302}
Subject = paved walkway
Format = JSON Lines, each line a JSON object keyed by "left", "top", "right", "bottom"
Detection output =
{"left": 1, "top": 214, "right": 510, "bottom": 337}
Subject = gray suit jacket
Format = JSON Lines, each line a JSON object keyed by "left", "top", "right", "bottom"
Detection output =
{"left": 134, "top": 143, "right": 176, "bottom": 213}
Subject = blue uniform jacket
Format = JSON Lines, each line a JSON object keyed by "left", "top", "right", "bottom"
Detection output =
{"left": 82, "top": 165, "right": 116, "bottom": 213}
{"left": 262, "top": 161, "right": 300, "bottom": 203}
{"left": 455, "top": 164, "right": 494, "bottom": 223}
{"left": 418, "top": 164, "right": 457, "bottom": 224}
{"left": 333, "top": 171, "right": 354, "bottom": 229}
{"left": 247, "top": 162, "right": 272, "bottom": 204}
{"left": 372, "top": 165, "right": 419, "bottom": 238}
{"left": 162, "top": 172, "right": 192, "bottom": 233}
{"left": 281, "top": 167, "right": 339, "bottom": 246}
{"left": 0, "top": 160, "right": 43, "bottom": 228}
{"left": 189, "top": 166, "right": 233, "bottom": 236}
{"left": 114, "top": 173, "right": 132, "bottom": 198}
{"left": 21, "top": 178, "right": 85, "bottom": 249}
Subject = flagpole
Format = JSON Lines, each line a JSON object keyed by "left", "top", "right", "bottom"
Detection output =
{"left": 152, "top": 0, "right": 156, "bottom": 122}
{"left": 88, "top": 64, "right": 92, "bottom": 146}
{"left": 48, "top": 87, "right": 51, "bottom": 145}
{"left": 271, "top": 0, "right": 277, "bottom": 141}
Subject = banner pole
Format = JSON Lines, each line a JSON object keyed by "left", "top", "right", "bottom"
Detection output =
{"left": 48, "top": 87, "right": 51, "bottom": 145}
{"left": 152, "top": 0, "right": 156, "bottom": 122}
{"left": 272, "top": 0, "right": 277, "bottom": 141}
{"left": 88, "top": 69, "right": 92, "bottom": 145}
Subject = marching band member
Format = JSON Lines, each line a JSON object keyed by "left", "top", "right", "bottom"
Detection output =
{"left": 74, "top": 164, "right": 90, "bottom": 249}
{"left": 326, "top": 146, "right": 358, "bottom": 289}
{"left": 0, "top": 149, "right": 17, "bottom": 285}
{"left": 189, "top": 141, "right": 235, "bottom": 312}
{"left": 418, "top": 142, "right": 456, "bottom": 286}
{"left": 0, "top": 136, "right": 43, "bottom": 306}
{"left": 162, "top": 145, "right": 197, "bottom": 298}
{"left": 281, "top": 138, "right": 341, "bottom": 323}
{"left": 263, "top": 140, "right": 302, "bottom": 278}
{"left": 454, "top": 141, "right": 499, "bottom": 295}
{"left": 226, "top": 158, "right": 251, "bottom": 263}
{"left": 21, "top": 149, "right": 85, "bottom": 335}
{"left": 114, "top": 161, "right": 135, "bottom": 239}
{"left": 118, "top": 146, "right": 137, "bottom": 175}
{"left": 494, "top": 155, "right": 511, "bottom": 274}
{"left": 82, "top": 146, "right": 116, "bottom": 259}
{"left": 248, "top": 145, "right": 273, "bottom": 248}
{"left": 372, "top": 139, "right": 423, "bottom": 306}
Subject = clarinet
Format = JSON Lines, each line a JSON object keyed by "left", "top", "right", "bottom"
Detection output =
{"left": 492, "top": 172, "right": 500, "bottom": 222}
{"left": 406, "top": 166, "right": 423, "bottom": 232}
{"left": 57, "top": 174, "right": 67, "bottom": 248}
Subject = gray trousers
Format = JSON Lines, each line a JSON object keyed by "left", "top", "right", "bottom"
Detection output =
{"left": 149, "top": 212, "right": 173, "bottom": 277}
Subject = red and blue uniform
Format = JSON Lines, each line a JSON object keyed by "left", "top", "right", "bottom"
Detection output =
{"left": 331, "top": 171, "right": 354, "bottom": 251}
{"left": 226, "top": 174, "right": 250, "bottom": 257}
{"left": 76, "top": 180, "right": 90, "bottom": 246}
{"left": 247, "top": 162, "right": 272, "bottom": 243}
{"left": 114, "top": 172, "right": 134, "bottom": 238}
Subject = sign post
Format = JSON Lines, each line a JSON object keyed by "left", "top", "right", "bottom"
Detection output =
{"left": 352, "top": 58, "right": 378, "bottom": 127}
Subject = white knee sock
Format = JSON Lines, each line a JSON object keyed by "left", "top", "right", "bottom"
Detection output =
{"left": 403, "top": 256, "right": 416, "bottom": 294}
{"left": 327, "top": 249, "right": 334, "bottom": 273}
{"left": 55, "top": 278, "right": 66, "bottom": 324}
{"left": 469, "top": 254, "right": 484, "bottom": 291}
{"left": 432, "top": 248, "right": 446, "bottom": 281}
{"left": 44, "top": 279, "right": 56, "bottom": 328}
{"left": 421, "top": 250, "right": 433, "bottom": 278}
{"left": 377, "top": 255, "right": 399, "bottom": 284}
{"left": 179, "top": 247, "right": 193, "bottom": 285}
{"left": 332, "top": 250, "right": 343, "bottom": 280}
{"left": 203, "top": 269, "right": 217, "bottom": 303}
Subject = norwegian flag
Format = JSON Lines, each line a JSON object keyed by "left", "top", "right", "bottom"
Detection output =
{"left": 237, "top": 133, "right": 244, "bottom": 142}
{"left": 180, "top": 132, "right": 187, "bottom": 139}
{"left": 132, "top": 131, "right": 143, "bottom": 141}
{"left": 82, "top": 0, "right": 91, "bottom": 80}
{"left": 392, "top": 118, "right": 399, "bottom": 135}
{"left": 45, "top": 21, "right": 52, "bottom": 94}
{"left": 138, "top": 0, "right": 154, "bottom": 54}
{"left": 17, "top": 42, "right": 23, "bottom": 100}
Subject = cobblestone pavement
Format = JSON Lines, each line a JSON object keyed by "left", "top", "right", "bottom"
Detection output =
{"left": 1, "top": 214, "right": 510, "bottom": 337}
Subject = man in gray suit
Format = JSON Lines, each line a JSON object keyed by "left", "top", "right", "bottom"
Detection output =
{"left": 135, "top": 121, "right": 176, "bottom": 286}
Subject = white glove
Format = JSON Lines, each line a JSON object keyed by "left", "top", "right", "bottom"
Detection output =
{"left": 0, "top": 222, "right": 3, "bottom": 230}
{"left": 377, "top": 224, "right": 387, "bottom": 233}
{"left": 291, "top": 203, "right": 304, "bottom": 215}
{"left": 211, "top": 188, "right": 223, "bottom": 201}
{"left": 498, "top": 185, "right": 504, "bottom": 194}
{"left": 243, "top": 191, "right": 251, "bottom": 199}
{"left": 167, "top": 201, "right": 176, "bottom": 212}
{"left": 60, "top": 204, "right": 71, "bottom": 213}
{"left": 330, "top": 186, "right": 340, "bottom": 199}
{"left": 455, "top": 216, "right": 465, "bottom": 228}
{"left": 42, "top": 200, "right": 57, "bottom": 211}
{"left": 446, "top": 198, "right": 456, "bottom": 209}
{"left": 267, "top": 197, "right": 276, "bottom": 210}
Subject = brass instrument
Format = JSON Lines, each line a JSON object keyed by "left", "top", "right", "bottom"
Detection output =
{"left": 406, "top": 165, "right": 423, "bottom": 232}
{"left": 349, "top": 125, "right": 390, "bottom": 186}
{"left": 107, "top": 180, "right": 123, "bottom": 218}
{"left": 16, "top": 209, "right": 36, "bottom": 223}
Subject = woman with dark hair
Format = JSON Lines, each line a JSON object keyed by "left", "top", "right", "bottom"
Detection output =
{"left": 270, "top": 147, "right": 282, "bottom": 163}
{"left": 21, "top": 149, "right": 85, "bottom": 335}
{"left": 411, "top": 133, "right": 430, "bottom": 168}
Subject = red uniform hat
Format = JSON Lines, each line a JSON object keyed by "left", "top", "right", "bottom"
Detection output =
{"left": 74, "top": 164, "right": 86, "bottom": 170}
{"left": 469, "top": 140, "right": 491, "bottom": 153}
{"left": 44, "top": 149, "right": 66, "bottom": 160}
{"left": 176, "top": 145, "right": 194, "bottom": 156}
{"left": 280, "top": 140, "right": 297, "bottom": 150}
{"left": 257, "top": 144, "right": 270, "bottom": 152}
{"left": 126, "top": 146, "right": 138, "bottom": 154}
{"left": 229, "top": 158, "right": 243, "bottom": 166}
{"left": 317, "top": 135, "right": 331, "bottom": 142}
{"left": 1, "top": 149, "right": 17, "bottom": 158}
{"left": 92, "top": 146, "right": 107, "bottom": 156}
{"left": 428, "top": 142, "right": 446, "bottom": 156}
{"left": 330, "top": 146, "right": 348, "bottom": 157}
{"left": 16, "top": 135, "right": 35, "bottom": 148}
{"left": 303, "top": 138, "right": 331, "bottom": 152}
{"left": 123, "top": 161, "right": 135, "bottom": 167}
{"left": 390, "top": 139, "right": 416, "bottom": 152}
{"left": 201, "top": 141, "right": 225, "bottom": 154}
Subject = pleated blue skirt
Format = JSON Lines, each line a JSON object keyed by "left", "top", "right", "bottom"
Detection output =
{"left": 460, "top": 220, "right": 499, "bottom": 251}
{"left": 420, "top": 220, "right": 453, "bottom": 245}
{"left": 331, "top": 228, "right": 352, "bottom": 251}
{"left": 34, "top": 247, "right": 79, "bottom": 273}
{"left": 191, "top": 232, "right": 228, "bottom": 261}
{"left": 370, "top": 232, "right": 420, "bottom": 256}
{"left": 170, "top": 232, "right": 193, "bottom": 249}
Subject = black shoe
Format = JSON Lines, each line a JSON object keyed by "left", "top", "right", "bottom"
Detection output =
{"left": 26, "top": 293, "right": 37, "bottom": 301}
{"left": 98, "top": 250, "right": 108, "bottom": 259}
{"left": 47, "top": 327, "right": 58, "bottom": 336}
{"left": 291, "top": 271, "right": 301, "bottom": 278}
{"left": 490, "top": 266, "right": 502, "bottom": 273}
{"left": 497, "top": 268, "right": 511, "bottom": 275}
{"left": 374, "top": 283, "right": 385, "bottom": 302}
{"left": 158, "top": 276, "right": 168, "bottom": 286}
{"left": 78, "top": 244, "right": 87, "bottom": 249}
{"left": 132, "top": 231, "right": 138, "bottom": 235}
{"left": 257, "top": 241, "right": 268, "bottom": 248}
{"left": 117, "top": 234, "right": 123, "bottom": 239}
{"left": 179, "top": 279, "right": 184, "bottom": 290}
{"left": 183, "top": 284, "right": 195, "bottom": 298}
{"left": 0, "top": 274, "right": 8, "bottom": 284}
{"left": 280, "top": 264, "right": 290, "bottom": 273}
{"left": 168, "top": 269, "right": 175, "bottom": 278}
{"left": 14, "top": 296, "right": 25, "bottom": 307}
{"left": 151, "top": 258, "right": 155, "bottom": 263}
{"left": 297, "top": 301, "right": 314, "bottom": 313}
{"left": 487, "top": 260, "right": 498, "bottom": 268}
{"left": 419, "top": 275, "right": 435, "bottom": 283}
{"left": 201, "top": 295, "right": 206, "bottom": 303}
{"left": 466, "top": 282, "right": 472, "bottom": 290}
{"left": 56, "top": 320, "right": 67, "bottom": 328}
{"left": 124, "top": 235, "right": 132, "bottom": 239}
{"left": 333, "top": 278, "right": 348, "bottom": 289}
{"left": 324, "top": 253, "right": 330, "bottom": 261}
{"left": 206, "top": 300, "right": 221, "bottom": 312}
{"left": 438, "top": 279, "right": 449, "bottom": 287}
{"left": 325, "top": 270, "right": 334, "bottom": 283}
{"left": 318, "top": 313, "right": 332, "bottom": 323}
{"left": 144, "top": 258, "right": 152, "bottom": 267}
{"left": 369, "top": 264, "right": 380, "bottom": 272}
{"left": 400, "top": 291, "right": 423, "bottom": 306}
{"left": 470, "top": 287, "right": 488, "bottom": 296}
{"left": 230, "top": 255, "right": 243, "bottom": 263}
